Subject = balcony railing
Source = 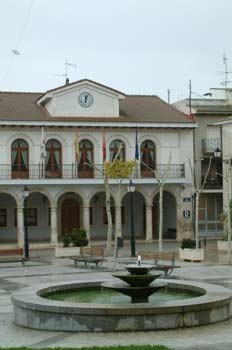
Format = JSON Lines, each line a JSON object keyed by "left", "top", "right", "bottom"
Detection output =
{"left": 0, "top": 163, "right": 185, "bottom": 180}
{"left": 201, "top": 175, "right": 223, "bottom": 189}
{"left": 202, "top": 138, "right": 221, "bottom": 154}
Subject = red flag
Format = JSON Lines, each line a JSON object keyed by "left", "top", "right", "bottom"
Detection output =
{"left": 74, "top": 128, "right": 80, "bottom": 162}
{"left": 102, "top": 130, "right": 106, "bottom": 162}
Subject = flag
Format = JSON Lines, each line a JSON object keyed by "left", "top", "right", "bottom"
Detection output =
{"left": 135, "top": 126, "right": 139, "bottom": 160}
{"left": 74, "top": 128, "right": 80, "bottom": 162}
{"left": 102, "top": 130, "right": 106, "bottom": 162}
{"left": 40, "top": 126, "right": 46, "bottom": 161}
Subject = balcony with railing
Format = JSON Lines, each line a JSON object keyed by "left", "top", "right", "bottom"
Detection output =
{"left": 0, "top": 163, "right": 185, "bottom": 180}
{"left": 202, "top": 138, "right": 221, "bottom": 154}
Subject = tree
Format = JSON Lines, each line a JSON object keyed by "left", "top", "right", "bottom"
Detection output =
{"left": 189, "top": 157, "right": 212, "bottom": 249}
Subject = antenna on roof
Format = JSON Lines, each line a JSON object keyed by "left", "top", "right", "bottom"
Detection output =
{"left": 219, "top": 54, "right": 232, "bottom": 102}
{"left": 53, "top": 59, "right": 77, "bottom": 85}
{"left": 167, "top": 89, "right": 170, "bottom": 104}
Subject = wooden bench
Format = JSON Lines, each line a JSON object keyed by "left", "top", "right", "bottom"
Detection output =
{"left": 70, "top": 246, "right": 107, "bottom": 268}
{"left": 138, "top": 251, "right": 180, "bottom": 277}
{"left": 0, "top": 248, "right": 25, "bottom": 266}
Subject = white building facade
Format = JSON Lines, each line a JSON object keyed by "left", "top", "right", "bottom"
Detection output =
{"left": 0, "top": 79, "right": 196, "bottom": 248}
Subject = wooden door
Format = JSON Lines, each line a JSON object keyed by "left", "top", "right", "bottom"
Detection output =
{"left": 61, "top": 198, "right": 80, "bottom": 235}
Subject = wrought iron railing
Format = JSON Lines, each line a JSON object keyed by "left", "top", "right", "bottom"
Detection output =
{"left": 201, "top": 175, "right": 223, "bottom": 189}
{"left": 0, "top": 163, "right": 185, "bottom": 180}
{"left": 202, "top": 138, "right": 221, "bottom": 154}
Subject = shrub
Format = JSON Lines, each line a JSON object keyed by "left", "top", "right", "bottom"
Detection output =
{"left": 181, "top": 238, "right": 196, "bottom": 249}
{"left": 63, "top": 228, "right": 88, "bottom": 247}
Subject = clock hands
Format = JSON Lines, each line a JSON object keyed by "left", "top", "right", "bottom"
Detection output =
{"left": 84, "top": 93, "right": 89, "bottom": 103}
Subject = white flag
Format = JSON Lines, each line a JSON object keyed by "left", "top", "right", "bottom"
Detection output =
{"left": 40, "top": 126, "right": 46, "bottom": 161}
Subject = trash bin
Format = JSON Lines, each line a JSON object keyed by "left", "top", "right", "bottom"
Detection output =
{"left": 117, "top": 237, "right": 124, "bottom": 248}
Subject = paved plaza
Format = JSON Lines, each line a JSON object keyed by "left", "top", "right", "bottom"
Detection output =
{"left": 1, "top": 240, "right": 232, "bottom": 349}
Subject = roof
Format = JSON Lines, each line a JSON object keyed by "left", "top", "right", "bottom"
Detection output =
{"left": 0, "top": 86, "right": 195, "bottom": 125}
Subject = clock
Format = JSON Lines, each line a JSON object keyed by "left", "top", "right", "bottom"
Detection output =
{"left": 78, "top": 92, "right": 94, "bottom": 108}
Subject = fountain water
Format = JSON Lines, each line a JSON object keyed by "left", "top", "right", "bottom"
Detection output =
{"left": 102, "top": 262, "right": 167, "bottom": 303}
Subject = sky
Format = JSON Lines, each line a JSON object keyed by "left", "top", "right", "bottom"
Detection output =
{"left": 0, "top": 0, "right": 232, "bottom": 102}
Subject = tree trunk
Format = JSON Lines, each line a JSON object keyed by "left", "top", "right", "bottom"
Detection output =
{"left": 113, "top": 182, "right": 121, "bottom": 271}
{"left": 158, "top": 186, "right": 163, "bottom": 252}
{"left": 227, "top": 186, "right": 232, "bottom": 264}
{"left": 195, "top": 191, "right": 199, "bottom": 249}
{"left": 105, "top": 173, "right": 112, "bottom": 252}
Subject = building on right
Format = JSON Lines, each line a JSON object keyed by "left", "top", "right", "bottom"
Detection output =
{"left": 173, "top": 88, "right": 232, "bottom": 238}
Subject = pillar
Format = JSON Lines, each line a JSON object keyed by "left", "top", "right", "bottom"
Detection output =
{"left": 146, "top": 204, "right": 153, "bottom": 241}
{"left": 50, "top": 206, "right": 58, "bottom": 246}
{"left": 17, "top": 207, "right": 24, "bottom": 248}
{"left": 115, "top": 205, "right": 122, "bottom": 238}
{"left": 83, "top": 205, "right": 90, "bottom": 240}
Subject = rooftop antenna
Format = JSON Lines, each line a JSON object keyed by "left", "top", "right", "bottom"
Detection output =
{"left": 54, "top": 60, "right": 77, "bottom": 85}
{"left": 220, "top": 54, "right": 232, "bottom": 103}
{"left": 167, "top": 89, "right": 171, "bottom": 104}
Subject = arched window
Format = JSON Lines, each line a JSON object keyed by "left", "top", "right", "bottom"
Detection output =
{"left": 109, "top": 140, "right": 125, "bottom": 161}
{"left": 78, "top": 139, "right": 94, "bottom": 178}
{"left": 140, "top": 140, "right": 155, "bottom": 177}
{"left": 45, "top": 139, "right": 62, "bottom": 178}
{"left": 11, "top": 139, "right": 29, "bottom": 178}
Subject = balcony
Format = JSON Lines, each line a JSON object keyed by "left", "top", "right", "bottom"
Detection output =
{"left": 0, "top": 163, "right": 185, "bottom": 180}
{"left": 202, "top": 138, "right": 221, "bottom": 154}
{"left": 201, "top": 176, "right": 223, "bottom": 189}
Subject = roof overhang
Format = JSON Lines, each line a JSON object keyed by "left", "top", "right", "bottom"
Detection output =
{"left": 0, "top": 120, "right": 197, "bottom": 128}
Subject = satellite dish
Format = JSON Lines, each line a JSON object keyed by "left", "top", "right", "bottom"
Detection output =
{"left": 12, "top": 49, "right": 20, "bottom": 55}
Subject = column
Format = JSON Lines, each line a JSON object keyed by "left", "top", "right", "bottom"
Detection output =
{"left": 83, "top": 205, "right": 90, "bottom": 240}
{"left": 146, "top": 204, "right": 153, "bottom": 241}
{"left": 115, "top": 205, "right": 122, "bottom": 238}
{"left": 50, "top": 206, "right": 58, "bottom": 246}
{"left": 17, "top": 207, "right": 24, "bottom": 248}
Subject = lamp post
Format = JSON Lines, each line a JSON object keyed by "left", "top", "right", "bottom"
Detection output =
{"left": 23, "top": 185, "right": 30, "bottom": 259}
{"left": 127, "top": 180, "right": 136, "bottom": 257}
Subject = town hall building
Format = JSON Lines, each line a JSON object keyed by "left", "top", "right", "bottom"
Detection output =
{"left": 0, "top": 79, "right": 196, "bottom": 249}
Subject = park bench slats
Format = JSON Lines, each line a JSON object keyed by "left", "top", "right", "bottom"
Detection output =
{"left": 0, "top": 248, "right": 25, "bottom": 265}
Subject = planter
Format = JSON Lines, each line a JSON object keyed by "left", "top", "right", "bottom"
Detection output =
{"left": 217, "top": 240, "right": 229, "bottom": 252}
{"left": 55, "top": 246, "right": 80, "bottom": 258}
{"left": 179, "top": 248, "right": 204, "bottom": 262}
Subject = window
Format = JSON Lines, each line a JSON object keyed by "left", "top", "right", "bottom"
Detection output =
{"left": 0, "top": 209, "right": 7, "bottom": 227}
{"left": 45, "top": 139, "right": 62, "bottom": 178}
{"left": 109, "top": 140, "right": 125, "bottom": 161}
{"left": 103, "top": 207, "right": 115, "bottom": 224}
{"left": 11, "top": 139, "right": 29, "bottom": 178}
{"left": 14, "top": 208, "right": 37, "bottom": 226}
{"left": 140, "top": 140, "right": 155, "bottom": 176}
{"left": 78, "top": 140, "right": 94, "bottom": 178}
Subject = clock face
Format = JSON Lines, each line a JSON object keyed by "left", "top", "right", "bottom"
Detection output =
{"left": 78, "top": 92, "right": 94, "bottom": 108}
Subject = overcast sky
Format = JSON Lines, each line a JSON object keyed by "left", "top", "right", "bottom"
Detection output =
{"left": 0, "top": 0, "right": 232, "bottom": 102}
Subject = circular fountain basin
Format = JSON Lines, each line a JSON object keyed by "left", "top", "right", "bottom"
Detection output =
{"left": 12, "top": 279, "right": 232, "bottom": 332}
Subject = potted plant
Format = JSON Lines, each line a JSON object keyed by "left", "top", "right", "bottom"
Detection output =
{"left": 217, "top": 231, "right": 229, "bottom": 251}
{"left": 55, "top": 228, "right": 89, "bottom": 257}
{"left": 179, "top": 238, "right": 204, "bottom": 262}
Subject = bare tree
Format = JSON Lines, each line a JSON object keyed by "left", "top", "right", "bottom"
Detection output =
{"left": 189, "top": 157, "right": 212, "bottom": 249}
{"left": 142, "top": 153, "right": 172, "bottom": 251}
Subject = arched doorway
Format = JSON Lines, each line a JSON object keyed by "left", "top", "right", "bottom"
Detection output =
{"left": 90, "top": 192, "right": 115, "bottom": 240}
{"left": 61, "top": 198, "right": 80, "bottom": 235}
{"left": 45, "top": 139, "right": 62, "bottom": 178}
{"left": 122, "top": 191, "right": 146, "bottom": 239}
{"left": 153, "top": 191, "right": 177, "bottom": 239}
{"left": 0, "top": 193, "right": 17, "bottom": 244}
{"left": 11, "top": 139, "right": 29, "bottom": 178}
{"left": 78, "top": 140, "right": 94, "bottom": 178}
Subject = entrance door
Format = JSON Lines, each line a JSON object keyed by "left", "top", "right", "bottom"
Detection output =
{"left": 61, "top": 198, "right": 80, "bottom": 235}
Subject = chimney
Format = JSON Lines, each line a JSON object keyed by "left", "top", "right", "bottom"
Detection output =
{"left": 65, "top": 78, "right": 70, "bottom": 85}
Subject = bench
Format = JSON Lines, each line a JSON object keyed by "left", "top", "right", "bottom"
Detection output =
{"left": 138, "top": 251, "right": 180, "bottom": 277}
{"left": 70, "top": 246, "right": 107, "bottom": 268}
{"left": 0, "top": 248, "right": 25, "bottom": 266}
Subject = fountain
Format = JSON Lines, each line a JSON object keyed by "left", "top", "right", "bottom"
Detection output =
{"left": 102, "top": 257, "right": 167, "bottom": 303}
{"left": 11, "top": 256, "right": 232, "bottom": 332}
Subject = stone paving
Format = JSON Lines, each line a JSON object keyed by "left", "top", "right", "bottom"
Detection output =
{"left": 1, "top": 240, "right": 232, "bottom": 349}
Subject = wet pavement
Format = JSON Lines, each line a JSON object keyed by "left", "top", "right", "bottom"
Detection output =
{"left": 1, "top": 239, "right": 232, "bottom": 349}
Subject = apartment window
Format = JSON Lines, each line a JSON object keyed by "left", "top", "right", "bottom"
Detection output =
{"left": 109, "top": 140, "right": 125, "bottom": 161}
{"left": 0, "top": 209, "right": 7, "bottom": 227}
{"left": 11, "top": 139, "right": 29, "bottom": 178}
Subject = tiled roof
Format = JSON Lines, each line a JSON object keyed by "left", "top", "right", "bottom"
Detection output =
{"left": 0, "top": 90, "right": 194, "bottom": 124}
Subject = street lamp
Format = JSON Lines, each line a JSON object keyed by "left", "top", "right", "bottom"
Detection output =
{"left": 214, "top": 147, "right": 222, "bottom": 158}
{"left": 23, "top": 185, "right": 30, "bottom": 259}
{"left": 127, "top": 180, "right": 136, "bottom": 257}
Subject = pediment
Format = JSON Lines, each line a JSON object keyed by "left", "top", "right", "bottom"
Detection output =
{"left": 38, "top": 79, "right": 125, "bottom": 118}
